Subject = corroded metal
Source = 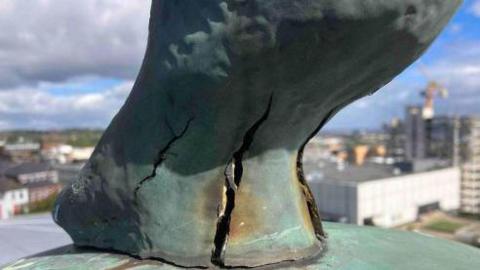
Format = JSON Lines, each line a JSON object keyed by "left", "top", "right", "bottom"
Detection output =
{"left": 51, "top": 0, "right": 462, "bottom": 268}
{"left": 5, "top": 223, "right": 480, "bottom": 270}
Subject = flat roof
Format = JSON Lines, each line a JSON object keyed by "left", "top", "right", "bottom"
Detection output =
{"left": 0, "top": 214, "right": 71, "bottom": 266}
{"left": 0, "top": 160, "right": 14, "bottom": 175}
{"left": 305, "top": 161, "right": 396, "bottom": 183}
{"left": 5, "top": 162, "right": 53, "bottom": 177}
{"left": 304, "top": 158, "right": 452, "bottom": 183}
{"left": 0, "top": 177, "right": 23, "bottom": 192}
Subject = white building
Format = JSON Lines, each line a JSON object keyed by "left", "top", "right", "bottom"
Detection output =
{"left": 461, "top": 162, "right": 480, "bottom": 215}
{"left": 307, "top": 161, "right": 460, "bottom": 228}
{"left": 69, "top": 147, "right": 94, "bottom": 162}
{"left": 41, "top": 144, "right": 94, "bottom": 164}
{"left": 0, "top": 178, "right": 29, "bottom": 220}
{"left": 460, "top": 117, "right": 480, "bottom": 215}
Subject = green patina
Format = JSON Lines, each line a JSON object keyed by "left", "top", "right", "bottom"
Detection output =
{"left": 30, "top": 0, "right": 464, "bottom": 268}
{"left": 4, "top": 223, "right": 480, "bottom": 270}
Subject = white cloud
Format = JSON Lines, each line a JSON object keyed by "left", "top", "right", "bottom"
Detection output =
{"left": 0, "top": 0, "right": 147, "bottom": 129}
{"left": 472, "top": 0, "right": 480, "bottom": 17}
{"left": 0, "top": 0, "right": 479, "bottom": 131}
{"left": 423, "top": 42, "right": 480, "bottom": 96}
{"left": 0, "top": 80, "right": 133, "bottom": 129}
{"left": 327, "top": 39, "right": 480, "bottom": 130}
{"left": 0, "top": 0, "right": 150, "bottom": 88}
{"left": 448, "top": 23, "right": 463, "bottom": 34}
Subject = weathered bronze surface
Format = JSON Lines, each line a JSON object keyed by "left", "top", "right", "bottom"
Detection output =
{"left": 5, "top": 223, "right": 480, "bottom": 270}
{"left": 51, "top": 0, "right": 461, "bottom": 268}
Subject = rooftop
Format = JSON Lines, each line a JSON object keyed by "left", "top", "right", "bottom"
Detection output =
{"left": 0, "top": 160, "right": 13, "bottom": 175}
{"left": 2, "top": 142, "right": 41, "bottom": 152}
{"left": 24, "top": 181, "right": 60, "bottom": 189}
{"left": 5, "top": 162, "right": 53, "bottom": 177}
{"left": 0, "top": 177, "right": 23, "bottom": 192}
{"left": 305, "top": 158, "right": 452, "bottom": 183}
{"left": 0, "top": 214, "right": 71, "bottom": 266}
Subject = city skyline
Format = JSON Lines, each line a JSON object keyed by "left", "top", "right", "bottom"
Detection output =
{"left": 0, "top": 0, "right": 479, "bottom": 131}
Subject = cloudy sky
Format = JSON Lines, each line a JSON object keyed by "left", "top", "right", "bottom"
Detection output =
{"left": 328, "top": 0, "right": 480, "bottom": 130}
{"left": 0, "top": 0, "right": 479, "bottom": 131}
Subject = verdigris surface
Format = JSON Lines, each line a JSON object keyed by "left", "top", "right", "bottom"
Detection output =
{"left": 5, "top": 223, "right": 480, "bottom": 270}
{"left": 53, "top": 0, "right": 461, "bottom": 268}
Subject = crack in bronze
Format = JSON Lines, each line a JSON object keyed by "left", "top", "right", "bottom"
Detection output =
{"left": 212, "top": 95, "right": 274, "bottom": 267}
{"left": 134, "top": 118, "right": 194, "bottom": 201}
{"left": 297, "top": 107, "right": 342, "bottom": 239}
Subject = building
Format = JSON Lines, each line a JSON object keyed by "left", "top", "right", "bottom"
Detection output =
{"left": 462, "top": 162, "right": 480, "bottom": 214}
{"left": 0, "top": 141, "right": 41, "bottom": 162}
{"left": 303, "top": 135, "right": 345, "bottom": 163}
{"left": 306, "top": 160, "right": 460, "bottom": 227}
{"left": 427, "top": 116, "right": 457, "bottom": 160}
{"left": 352, "top": 131, "right": 390, "bottom": 148}
{"left": 4, "top": 163, "right": 61, "bottom": 204}
{"left": 460, "top": 117, "right": 480, "bottom": 215}
{"left": 400, "top": 111, "right": 480, "bottom": 216}
{"left": 41, "top": 144, "right": 74, "bottom": 164}
{"left": 69, "top": 147, "right": 94, "bottom": 162}
{"left": 53, "top": 163, "right": 84, "bottom": 185}
{"left": 405, "top": 106, "right": 426, "bottom": 160}
{"left": 384, "top": 118, "right": 406, "bottom": 158}
{"left": 0, "top": 177, "right": 29, "bottom": 220}
{"left": 0, "top": 160, "right": 13, "bottom": 175}
{"left": 5, "top": 162, "right": 59, "bottom": 184}
{"left": 41, "top": 144, "right": 94, "bottom": 164}
{"left": 425, "top": 116, "right": 471, "bottom": 163}
{"left": 403, "top": 112, "right": 475, "bottom": 164}
{"left": 25, "top": 181, "right": 62, "bottom": 203}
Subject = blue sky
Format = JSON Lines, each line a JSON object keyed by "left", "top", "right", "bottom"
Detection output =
{"left": 0, "top": 0, "right": 479, "bottom": 131}
{"left": 325, "top": 0, "right": 480, "bottom": 130}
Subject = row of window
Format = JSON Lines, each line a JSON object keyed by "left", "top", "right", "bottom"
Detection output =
{"left": 3, "top": 191, "right": 26, "bottom": 201}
